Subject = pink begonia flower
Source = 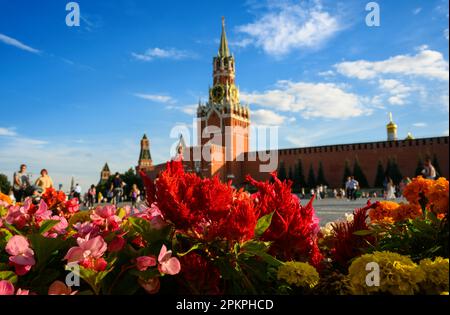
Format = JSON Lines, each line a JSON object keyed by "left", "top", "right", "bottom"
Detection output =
{"left": 90, "top": 205, "right": 122, "bottom": 231}
{"left": 6, "top": 199, "right": 32, "bottom": 228}
{"left": 73, "top": 222, "right": 100, "bottom": 238}
{"left": 35, "top": 200, "right": 52, "bottom": 222}
{"left": 16, "top": 288, "right": 30, "bottom": 295}
{"left": 64, "top": 234, "right": 107, "bottom": 270}
{"left": 43, "top": 216, "right": 69, "bottom": 238}
{"left": 48, "top": 281, "right": 77, "bottom": 295}
{"left": 108, "top": 235, "right": 126, "bottom": 253}
{"left": 0, "top": 280, "right": 15, "bottom": 295}
{"left": 136, "top": 256, "right": 157, "bottom": 271}
{"left": 6, "top": 235, "right": 36, "bottom": 276}
{"left": 158, "top": 245, "right": 181, "bottom": 275}
{"left": 138, "top": 277, "right": 160, "bottom": 295}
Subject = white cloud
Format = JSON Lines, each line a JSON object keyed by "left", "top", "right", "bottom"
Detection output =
{"left": 134, "top": 93, "right": 175, "bottom": 104}
{"left": 167, "top": 104, "right": 198, "bottom": 116}
{"left": 0, "top": 127, "right": 17, "bottom": 137}
{"left": 318, "top": 70, "right": 335, "bottom": 77}
{"left": 378, "top": 79, "right": 413, "bottom": 105}
{"left": 0, "top": 33, "right": 40, "bottom": 54}
{"left": 236, "top": 1, "right": 342, "bottom": 56}
{"left": 335, "top": 48, "right": 449, "bottom": 81}
{"left": 132, "top": 48, "right": 195, "bottom": 61}
{"left": 241, "top": 80, "right": 371, "bottom": 119}
{"left": 413, "top": 122, "right": 427, "bottom": 128}
{"left": 252, "top": 109, "right": 289, "bottom": 126}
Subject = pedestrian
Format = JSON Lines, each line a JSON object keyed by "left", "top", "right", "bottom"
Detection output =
{"left": 35, "top": 169, "right": 54, "bottom": 193}
{"left": 88, "top": 185, "right": 96, "bottom": 208}
{"left": 422, "top": 158, "right": 437, "bottom": 180}
{"left": 13, "top": 164, "right": 30, "bottom": 202}
{"left": 97, "top": 191, "right": 103, "bottom": 204}
{"left": 107, "top": 183, "right": 114, "bottom": 204}
{"left": 386, "top": 177, "right": 396, "bottom": 200}
{"left": 350, "top": 177, "right": 359, "bottom": 200}
{"left": 130, "top": 184, "right": 141, "bottom": 208}
{"left": 345, "top": 177, "right": 353, "bottom": 200}
{"left": 73, "top": 183, "right": 82, "bottom": 200}
{"left": 113, "top": 173, "right": 124, "bottom": 205}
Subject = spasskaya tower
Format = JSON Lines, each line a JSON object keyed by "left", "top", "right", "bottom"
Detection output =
{"left": 196, "top": 18, "right": 251, "bottom": 181}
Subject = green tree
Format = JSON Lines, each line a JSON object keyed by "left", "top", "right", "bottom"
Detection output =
{"left": 353, "top": 158, "right": 369, "bottom": 188}
{"left": 288, "top": 166, "right": 294, "bottom": 182}
{"left": 387, "top": 158, "right": 402, "bottom": 185}
{"left": 293, "top": 159, "right": 306, "bottom": 192}
{"left": 278, "top": 161, "right": 287, "bottom": 181}
{"left": 0, "top": 174, "right": 11, "bottom": 194}
{"left": 374, "top": 160, "right": 385, "bottom": 188}
{"left": 415, "top": 158, "right": 424, "bottom": 177}
{"left": 121, "top": 168, "right": 144, "bottom": 197}
{"left": 432, "top": 154, "right": 442, "bottom": 177}
{"left": 342, "top": 159, "right": 352, "bottom": 186}
{"left": 307, "top": 164, "right": 316, "bottom": 189}
{"left": 316, "top": 161, "right": 328, "bottom": 186}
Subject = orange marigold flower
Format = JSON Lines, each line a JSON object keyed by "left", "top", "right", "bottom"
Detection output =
{"left": 0, "top": 192, "right": 12, "bottom": 205}
{"left": 369, "top": 201, "right": 399, "bottom": 224}
{"left": 402, "top": 176, "right": 433, "bottom": 205}
{"left": 393, "top": 203, "right": 423, "bottom": 222}
{"left": 427, "top": 178, "right": 449, "bottom": 216}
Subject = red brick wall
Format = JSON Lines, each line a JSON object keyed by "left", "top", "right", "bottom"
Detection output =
{"left": 239, "top": 137, "right": 449, "bottom": 188}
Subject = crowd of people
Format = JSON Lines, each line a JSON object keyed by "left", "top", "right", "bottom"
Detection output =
{"left": 7, "top": 165, "right": 144, "bottom": 209}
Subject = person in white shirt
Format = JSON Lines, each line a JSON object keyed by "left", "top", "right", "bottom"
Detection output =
{"left": 73, "top": 184, "right": 82, "bottom": 200}
{"left": 422, "top": 159, "right": 437, "bottom": 180}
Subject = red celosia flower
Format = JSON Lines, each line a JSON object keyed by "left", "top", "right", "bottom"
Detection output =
{"left": 330, "top": 201, "right": 378, "bottom": 269}
{"left": 141, "top": 163, "right": 257, "bottom": 243}
{"left": 42, "top": 188, "right": 66, "bottom": 210}
{"left": 178, "top": 252, "right": 222, "bottom": 295}
{"left": 246, "top": 173, "right": 323, "bottom": 268}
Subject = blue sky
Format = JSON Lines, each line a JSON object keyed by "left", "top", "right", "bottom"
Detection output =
{"left": 0, "top": 0, "right": 449, "bottom": 190}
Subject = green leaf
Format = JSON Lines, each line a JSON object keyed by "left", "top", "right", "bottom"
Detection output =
{"left": 177, "top": 243, "right": 201, "bottom": 257}
{"left": 0, "top": 271, "right": 18, "bottom": 284}
{"left": 39, "top": 220, "right": 61, "bottom": 234}
{"left": 255, "top": 212, "right": 274, "bottom": 238}
{"left": 353, "top": 230, "right": 375, "bottom": 236}
{"left": 241, "top": 240, "right": 272, "bottom": 253}
{"left": 66, "top": 264, "right": 115, "bottom": 295}
{"left": 28, "top": 234, "right": 67, "bottom": 271}
{"left": 3, "top": 223, "right": 22, "bottom": 235}
{"left": 127, "top": 217, "right": 173, "bottom": 245}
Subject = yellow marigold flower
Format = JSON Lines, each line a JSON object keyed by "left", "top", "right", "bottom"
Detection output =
{"left": 403, "top": 176, "right": 433, "bottom": 205}
{"left": 369, "top": 201, "right": 399, "bottom": 224}
{"left": 348, "top": 251, "right": 425, "bottom": 295}
{"left": 427, "top": 178, "right": 449, "bottom": 216}
{"left": 277, "top": 261, "right": 319, "bottom": 289}
{"left": 419, "top": 257, "right": 449, "bottom": 295}
{"left": 441, "top": 292, "right": 449, "bottom": 295}
{"left": 0, "top": 192, "right": 12, "bottom": 205}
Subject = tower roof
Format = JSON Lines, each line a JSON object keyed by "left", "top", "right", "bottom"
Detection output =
{"left": 142, "top": 134, "right": 148, "bottom": 140}
{"left": 218, "top": 17, "right": 231, "bottom": 58}
{"left": 387, "top": 112, "right": 397, "bottom": 128}
{"left": 102, "top": 163, "right": 110, "bottom": 172}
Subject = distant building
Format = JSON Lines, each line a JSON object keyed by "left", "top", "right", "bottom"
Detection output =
{"left": 99, "top": 163, "right": 111, "bottom": 184}
{"left": 136, "top": 134, "right": 154, "bottom": 173}
{"left": 138, "top": 18, "right": 449, "bottom": 188}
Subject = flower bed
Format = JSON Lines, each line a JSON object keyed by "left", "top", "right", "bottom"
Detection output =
{"left": 0, "top": 161, "right": 448, "bottom": 295}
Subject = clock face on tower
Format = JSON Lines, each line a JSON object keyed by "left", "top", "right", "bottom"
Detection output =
{"left": 211, "top": 85, "right": 225, "bottom": 103}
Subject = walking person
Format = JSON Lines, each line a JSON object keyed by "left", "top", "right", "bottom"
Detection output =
{"left": 35, "top": 169, "right": 54, "bottom": 193}
{"left": 345, "top": 177, "right": 352, "bottom": 200}
{"left": 130, "top": 184, "right": 141, "bottom": 208}
{"left": 73, "top": 183, "right": 82, "bottom": 200}
{"left": 422, "top": 158, "right": 437, "bottom": 180}
{"left": 350, "top": 177, "right": 359, "bottom": 200}
{"left": 13, "top": 164, "right": 30, "bottom": 202}
{"left": 385, "top": 177, "right": 396, "bottom": 200}
{"left": 113, "top": 173, "right": 124, "bottom": 206}
{"left": 107, "top": 183, "right": 114, "bottom": 204}
{"left": 87, "top": 185, "right": 96, "bottom": 208}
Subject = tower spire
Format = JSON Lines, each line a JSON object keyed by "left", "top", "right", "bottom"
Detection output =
{"left": 218, "top": 17, "right": 230, "bottom": 58}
